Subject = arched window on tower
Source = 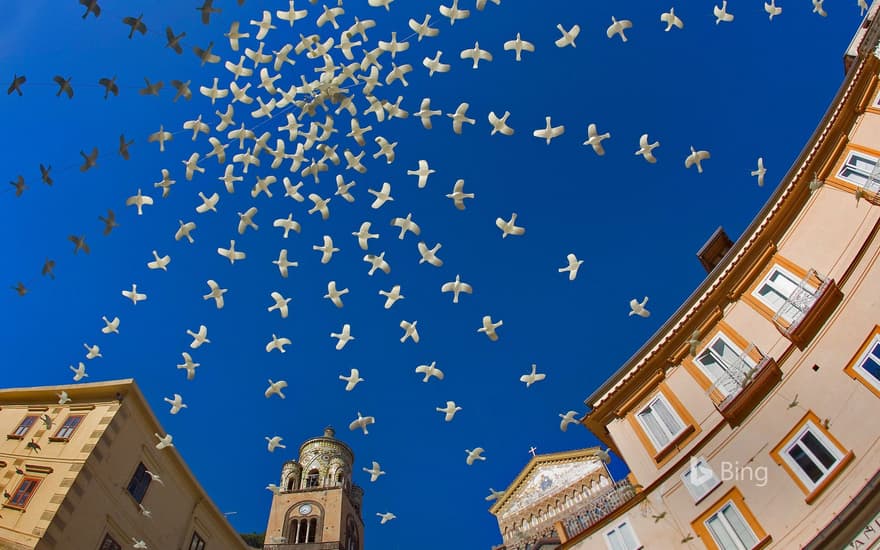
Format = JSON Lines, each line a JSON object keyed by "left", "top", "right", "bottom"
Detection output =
{"left": 336, "top": 471, "right": 345, "bottom": 486}
{"left": 306, "top": 469, "right": 319, "bottom": 488}
{"left": 286, "top": 477, "right": 295, "bottom": 491}
{"left": 307, "top": 518, "right": 317, "bottom": 543}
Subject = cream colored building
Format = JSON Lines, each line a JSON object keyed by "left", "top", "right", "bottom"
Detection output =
{"left": 492, "top": 4, "right": 880, "bottom": 550}
{"left": 262, "top": 427, "right": 364, "bottom": 550}
{"left": 0, "top": 379, "right": 249, "bottom": 550}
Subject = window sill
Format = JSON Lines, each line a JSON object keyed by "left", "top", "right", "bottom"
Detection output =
{"left": 653, "top": 425, "right": 696, "bottom": 464}
{"left": 753, "top": 534, "right": 773, "bottom": 550}
{"left": 47, "top": 437, "right": 70, "bottom": 443}
{"left": 716, "top": 357, "right": 782, "bottom": 427}
{"left": 2, "top": 504, "right": 26, "bottom": 511}
{"left": 6, "top": 434, "right": 24, "bottom": 441}
{"left": 804, "top": 450, "right": 855, "bottom": 505}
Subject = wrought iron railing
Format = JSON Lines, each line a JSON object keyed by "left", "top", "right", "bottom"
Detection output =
{"left": 704, "top": 344, "right": 761, "bottom": 402}
{"left": 771, "top": 269, "right": 824, "bottom": 330}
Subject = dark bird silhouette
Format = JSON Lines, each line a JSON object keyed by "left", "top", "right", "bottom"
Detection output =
{"left": 98, "top": 76, "right": 118, "bottom": 99}
{"left": 79, "top": 0, "right": 101, "bottom": 19}
{"left": 139, "top": 78, "right": 163, "bottom": 96}
{"left": 53, "top": 76, "right": 73, "bottom": 98}
{"left": 40, "top": 414, "right": 52, "bottom": 430}
{"left": 197, "top": 0, "right": 221, "bottom": 24}
{"left": 12, "top": 282, "right": 27, "bottom": 296}
{"left": 10, "top": 175, "right": 26, "bottom": 197}
{"left": 68, "top": 235, "right": 90, "bottom": 255}
{"left": 165, "top": 27, "right": 186, "bottom": 54}
{"left": 39, "top": 164, "right": 53, "bottom": 185}
{"left": 79, "top": 147, "right": 98, "bottom": 172}
{"left": 41, "top": 259, "right": 56, "bottom": 279}
{"left": 118, "top": 135, "right": 133, "bottom": 160}
{"left": 14, "top": 468, "right": 24, "bottom": 475}
{"left": 122, "top": 14, "right": 147, "bottom": 38}
{"left": 26, "top": 440, "right": 41, "bottom": 453}
{"left": 170, "top": 79, "right": 192, "bottom": 102}
{"left": 7, "top": 74, "right": 25, "bottom": 96}
{"left": 98, "top": 210, "right": 118, "bottom": 235}
{"left": 787, "top": 393, "right": 799, "bottom": 409}
{"left": 652, "top": 512, "right": 667, "bottom": 523}
{"left": 193, "top": 42, "right": 220, "bottom": 65}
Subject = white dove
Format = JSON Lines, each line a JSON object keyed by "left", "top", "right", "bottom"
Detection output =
{"left": 441, "top": 275, "right": 473, "bottom": 303}
{"left": 163, "top": 394, "right": 187, "bottom": 414}
{"left": 713, "top": 1, "right": 734, "bottom": 24}
{"left": 273, "top": 249, "right": 298, "bottom": 278}
{"left": 122, "top": 284, "right": 147, "bottom": 305}
{"left": 313, "top": 236, "right": 340, "bottom": 265}
{"left": 203, "top": 280, "right": 227, "bottom": 309}
{"left": 147, "top": 250, "right": 171, "bottom": 271}
{"left": 101, "top": 316, "right": 120, "bottom": 334}
{"left": 446, "top": 179, "right": 475, "bottom": 210}
{"left": 70, "top": 362, "right": 88, "bottom": 381}
{"left": 584, "top": 123, "right": 611, "bottom": 155}
{"left": 606, "top": 17, "right": 633, "bottom": 41}
{"left": 154, "top": 432, "right": 174, "bottom": 449}
{"left": 485, "top": 488, "right": 505, "bottom": 502}
{"left": 353, "top": 222, "right": 380, "bottom": 250}
{"left": 422, "top": 51, "right": 451, "bottom": 76}
{"left": 266, "top": 334, "right": 292, "bottom": 353}
{"left": 265, "top": 436, "right": 286, "bottom": 452}
{"left": 195, "top": 192, "right": 219, "bottom": 214}
{"left": 339, "top": 368, "right": 364, "bottom": 391}
{"left": 635, "top": 134, "right": 660, "bottom": 163}
{"left": 439, "top": 0, "right": 470, "bottom": 25}
{"left": 368, "top": 182, "right": 394, "bottom": 209}
{"left": 307, "top": 193, "right": 332, "bottom": 220}
{"left": 273, "top": 214, "right": 301, "bottom": 238}
{"left": 407, "top": 160, "right": 435, "bottom": 188}
{"left": 349, "top": 411, "right": 375, "bottom": 434}
{"left": 559, "top": 254, "right": 584, "bottom": 281}
{"left": 415, "top": 361, "right": 444, "bottom": 382}
{"left": 488, "top": 111, "right": 514, "bottom": 136}
{"left": 364, "top": 252, "right": 391, "bottom": 275}
{"left": 132, "top": 539, "right": 148, "bottom": 549}
{"left": 465, "top": 448, "right": 486, "bottom": 465}
{"left": 685, "top": 146, "right": 711, "bottom": 173}
{"left": 559, "top": 411, "right": 580, "bottom": 431}
{"left": 237, "top": 207, "right": 259, "bottom": 234}
{"left": 377, "top": 512, "right": 396, "bottom": 524}
{"left": 363, "top": 461, "right": 385, "bottom": 482}
{"left": 751, "top": 157, "right": 767, "bottom": 187}
{"left": 520, "top": 364, "right": 546, "bottom": 387}
{"left": 812, "top": 0, "right": 827, "bottom": 17}
{"left": 764, "top": 0, "right": 782, "bottom": 20}
{"left": 408, "top": 15, "right": 439, "bottom": 41}
{"left": 418, "top": 242, "right": 443, "bottom": 267}
{"left": 331, "top": 324, "right": 355, "bottom": 350}
{"left": 125, "top": 189, "right": 154, "bottom": 215}
{"left": 460, "top": 42, "right": 492, "bottom": 68}
{"left": 415, "top": 98, "right": 442, "bottom": 129}
{"left": 629, "top": 297, "right": 651, "bottom": 317}
{"left": 447, "top": 102, "right": 476, "bottom": 134}
{"left": 325, "top": 281, "right": 349, "bottom": 308}
{"left": 265, "top": 379, "right": 288, "bottom": 399}
{"left": 217, "top": 240, "right": 246, "bottom": 264}
{"left": 379, "top": 285, "right": 404, "bottom": 309}
{"left": 554, "top": 24, "right": 580, "bottom": 48}
{"left": 268, "top": 292, "right": 291, "bottom": 318}
{"left": 496, "top": 213, "right": 526, "bottom": 238}
{"left": 436, "top": 401, "right": 462, "bottom": 422}
{"left": 57, "top": 391, "right": 71, "bottom": 405}
{"left": 533, "top": 116, "right": 565, "bottom": 144}
{"left": 186, "top": 325, "right": 210, "bottom": 349}
{"left": 400, "top": 320, "right": 419, "bottom": 343}
{"left": 266, "top": 483, "right": 281, "bottom": 495}
{"left": 177, "top": 352, "right": 200, "bottom": 380}
{"left": 335, "top": 175, "right": 356, "bottom": 203}
{"left": 660, "top": 8, "right": 684, "bottom": 31}
{"left": 478, "top": 316, "right": 503, "bottom": 341}
{"left": 138, "top": 503, "right": 152, "bottom": 519}
{"left": 503, "top": 33, "right": 534, "bottom": 61}
{"left": 175, "top": 220, "right": 197, "bottom": 243}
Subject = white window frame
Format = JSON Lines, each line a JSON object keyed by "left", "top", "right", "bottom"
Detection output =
{"left": 780, "top": 420, "right": 844, "bottom": 492}
{"left": 635, "top": 393, "right": 686, "bottom": 452}
{"left": 703, "top": 500, "right": 759, "bottom": 550}
{"left": 694, "top": 333, "right": 757, "bottom": 397}
{"left": 853, "top": 334, "right": 880, "bottom": 392}
{"left": 750, "top": 264, "right": 816, "bottom": 324}
{"left": 603, "top": 517, "right": 642, "bottom": 550}
{"left": 682, "top": 457, "right": 721, "bottom": 503}
{"left": 837, "top": 150, "right": 880, "bottom": 192}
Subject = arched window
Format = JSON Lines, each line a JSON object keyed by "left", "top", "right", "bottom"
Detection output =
{"left": 306, "top": 469, "right": 319, "bottom": 488}
{"left": 286, "top": 477, "right": 295, "bottom": 491}
{"left": 336, "top": 471, "right": 345, "bottom": 486}
{"left": 308, "top": 518, "right": 317, "bottom": 543}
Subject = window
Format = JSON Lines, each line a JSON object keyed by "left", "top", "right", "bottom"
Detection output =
{"left": 695, "top": 335, "right": 757, "bottom": 397}
{"left": 293, "top": 518, "right": 319, "bottom": 543}
{"left": 126, "top": 463, "right": 152, "bottom": 504}
{"left": 692, "top": 487, "right": 768, "bottom": 550}
{"left": 10, "top": 415, "right": 38, "bottom": 438}
{"left": 845, "top": 326, "right": 880, "bottom": 397}
{"left": 604, "top": 519, "right": 641, "bottom": 550}
{"left": 52, "top": 415, "right": 84, "bottom": 441}
{"left": 6, "top": 477, "right": 40, "bottom": 509}
{"left": 752, "top": 265, "right": 816, "bottom": 324}
{"left": 99, "top": 534, "right": 122, "bottom": 550}
{"left": 636, "top": 393, "right": 685, "bottom": 451}
{"left": 189, "top": 532, "right": 205, "bottom": 550}
{"left": 305, "top": 469, "right": 319, "bottom": 488}
{"left": 771, "top": 412, "right": 851, "bottom": 501}
{"left": 682, "top": 457, "right": 721, "bottom": 502}
{"left": 837, "top": 150, "right": 880, "bottom": 191}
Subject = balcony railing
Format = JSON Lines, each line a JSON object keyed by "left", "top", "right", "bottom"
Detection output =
{"left": 704, "top": 344, "right": 759, "bottom": 400}
{"left": 703, "top": 348, "right": 782, "bottom": 426}
{"left": 770, "top": 269, "right": 842, "bottom": 348}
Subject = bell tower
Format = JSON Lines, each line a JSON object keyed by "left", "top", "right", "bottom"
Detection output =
{"left": 263, "top": 427, "right": 364, "bottom": 549}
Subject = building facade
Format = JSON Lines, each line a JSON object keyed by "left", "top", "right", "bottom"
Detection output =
{"left": 262, "top": 427, "right": 364, "bottom": 550}
{"left": 545, "top": 4, "right": 880, "bottom": 549}
{"left": 0, "top": 379, "right": 249, "bottom": 550}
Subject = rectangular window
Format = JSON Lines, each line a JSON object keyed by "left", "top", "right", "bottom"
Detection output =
{"left": 99, "top": 534, "right": 122, "bottom": 550}
{"left": 52, "top": 415, "right": 84, "bottom": 441}
{"left": 695, "top": 335, "right": 757, "bottom": 397}
{"left": 127, "top": 463, "right": 152, "bottom": 504}
{"left": 852, "top": 334, "right": 880, "bottom": 393}
{"left": 636, "top": 394, "right": 685, "bottom": 451}
{"left": 11, "top": 415, "right": 38, "bottom": 438}
{"left": 705, "top": 501, "right": 759, "bottom": 550}
{"left": 837, "top": 150, "right": 880, "bottom": 191}
{"left": 782, "top": 423, "right": 843, "bottom": 490}
{"left": 604, "top": 519, "right": 641, "bottom": 550}
{"left": 752, "top": 265, "right": 816, "bottom": 324}
{"left": 7, "top": 477, "right": 40, "bottom": 509}
{"left": 189, "top": 532, "right": 206, "bottom": 550}
{"left": 682, "top": 457, "right": 721, "bottom": 502}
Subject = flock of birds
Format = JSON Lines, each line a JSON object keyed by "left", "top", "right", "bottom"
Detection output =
{"left": 3, "top": 0, "right": 868, "bottom": 543}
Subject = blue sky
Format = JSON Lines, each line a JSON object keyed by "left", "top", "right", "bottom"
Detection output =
{"left": 1, "top": 1, "right": 864, "bottom": 548}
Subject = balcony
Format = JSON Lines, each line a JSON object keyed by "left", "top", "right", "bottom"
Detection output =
{"left": 771, "top": 269, "right": 842, "bottom": 348}
{"left": 707, "top": 350, "right": 782, "bottom": 427}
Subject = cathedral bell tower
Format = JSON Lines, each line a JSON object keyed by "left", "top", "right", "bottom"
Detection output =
{"left": 263, "top": 427, "right": 364, "bottom": 549}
